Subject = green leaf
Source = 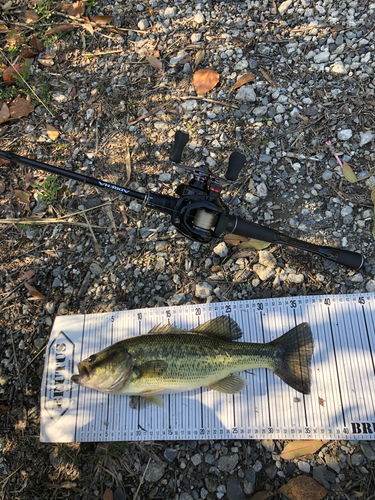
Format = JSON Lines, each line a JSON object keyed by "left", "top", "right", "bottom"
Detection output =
{"left": 342, "top": 161, "right": 357, "bottom": 183}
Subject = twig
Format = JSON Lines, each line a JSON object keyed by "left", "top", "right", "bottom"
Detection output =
{"left": 133, "top": 457, "right": 151, "bottom": 500}
{"left": 82, "top": 49, "right": 123, "bottom": 56}
{"left": 0, "top": 218, "right": 107, "bottom": 229}
{"left": 82, "top": 212, "right": 102, "bottom": 255}
{"left": 128, "top": 103, "right": 170, "bottom": 125}
{"left": 9, "top": 330, "right": 23, "bottom": 390}
{"left": 55, "top": 11, "right": 149, "bottom": 32}
{"left": 0, "top": 50, "right": 53, "bottom": 116}
{"left": 21, "top": 344, "right": 47, "bottom": 373}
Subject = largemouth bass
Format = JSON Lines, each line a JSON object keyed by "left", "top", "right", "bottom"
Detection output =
{"left": 71, "top": 316, "right": 314, "bottom": 408}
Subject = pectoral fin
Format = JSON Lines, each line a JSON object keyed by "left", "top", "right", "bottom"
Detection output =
{"left": 207, "top": 374, "right": 247, "bottom": 394}
{"left": 130, "top": 394, "right": 165, "bottom": 409}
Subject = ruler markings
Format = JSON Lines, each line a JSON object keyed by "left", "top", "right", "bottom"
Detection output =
{"left": 354, "top": 305, "right": 375, "bottom": 419}
{"left": 364, "top": 304, "right": 375, "bottom": 375}
{"left": 327, "top": 307, "right": 346, "bottom": 428}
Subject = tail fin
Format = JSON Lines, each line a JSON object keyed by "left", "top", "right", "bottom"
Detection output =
{"left": 270, "top": 323, "right": 314, "bottom": 394}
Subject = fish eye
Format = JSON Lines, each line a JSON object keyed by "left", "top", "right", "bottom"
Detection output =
{"left": 88, "top": 354, "right": 96, "bottom": 363}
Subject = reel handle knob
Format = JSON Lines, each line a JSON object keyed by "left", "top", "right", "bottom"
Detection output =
{"left": 170, "top": 131, "right": 189, "bottom": 162}
{"left": 225, "top": 152, "right": 246, "bottom": 181}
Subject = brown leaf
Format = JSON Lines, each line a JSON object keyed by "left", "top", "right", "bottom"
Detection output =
{"left": 318, "top": 396, "right": 325, "bottom": 407}
{"left": 46, "top": 124, "right": 59, "bottom": 141}
{"left": 233, "top": 73, "right": 256, "bottom": 90}
{"left": 3, "top": 64, "right": 25, "bottom": 83}
{"left": 238, "top": 238, "right": 271, "bottom": 250}
{"left": 194, "top": 49, "right": 205, "bottom": 68}
{"left": 211, "top": 265, "right": 221, "bottom": 272}
{"left": 24, "top": 282, "right": 46, "bottom": 300}
{"left": 280, "top": 440, "right": 327, "bottom": 460}
{"left": 81, "top": 23, "right": 94, "bottom": 35}
{"left": 0, "top": 25, "right": 8, "bottom": 32}
{"left": 278, "top": 476, "right": 328, "bottom": 500}
{"left": 67, "top": 0, "right": 85, "bottom": 16}
{"left": 146, "top": 55, "right": 162, "bottom": 69}
{"left": 38, "top": 56, "right": 55, "bottom": 67}
{"left": 14, "top": 190, "right": 30, "bottom": 210}
{"left": 250, "top": 492, "right": 274, "bottom": 500}
{"left": 19, "top": 46, "right": 38, "bottom": 60}
{"left": 24, "top": 172, "right": 34, "bottom": 188}
{"left": 244, "top": 38, "right": 256, "bottom": 53}
{"left": 371, "top": 188, "right": 375, "bottom": 205}
{"left": 19, "top": 269, "right": 35, "bottom": 280}
{"left": 91, "top": 15, "right": 114, "bottom": 24}
{"left": 0, "top": 158, "right": 10, "bottom": 164}
{"left": 30, "top": 36, "right": 43, "bottom": 52}
{"left": 332, "top": 24, "right": 346, "bottom": 32}
{"left": 223, "top": 234, "right": 250, "bottom": 247}
{"left": 193, "top": 68, "right": 220, "bottom": 95}
{"left": 149, "top": 6, "right": 154, "bottom": 16}
{"left": 259, "top": 67, "right": 278, "bottom": 89}
{"left": 342, "top": 161, "right": 357, "bottom": 183}
{"left": 6, "top": 29, "right": 24, "bottom": 48}
{"left": 0, "top": 103, "right": 10, "bottom": 124}
{"left": 103, "top": 488, "right": 113, "bottom": 500}
{"left": 46, "top": 23, "right": 75, "bottom": 35}
{"left": 9, "top": 97, "right": 35, "bottom": 119}
{"left": 24, "top": 9, "right": 39, "bottom": 23}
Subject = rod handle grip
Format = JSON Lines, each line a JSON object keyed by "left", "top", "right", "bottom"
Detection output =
{"left": 225, "top": 152, "right": 246, "bottom": 181}
{"left": 170, "top": 131, "right": 189, "bottom": 163}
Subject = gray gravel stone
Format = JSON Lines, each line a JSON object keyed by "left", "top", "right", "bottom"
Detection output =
{"left": 360, "top": 131, "right": 374, "bottom": 146}
{"left": 164, "top": 448, "right": 178, "bottom": 462}
{"left": 325, "top": 456, "right": 340, "bottom": 473}
{"left": 191, "top": 453, "right": 202, "bottom": 466}
{"left": 361, "top": 444, "right": 375, "bottom": 461}
{"left": 258, "top": 251, "right": 276, "bottom": 269}
{"left": 217, "top": 454, "right": 239, "bottom": 472}
{"left": 313, "top": 465, "right": 330, "bottom": 489}
{"left": 351, "top": 453, "right": 364, "bottom": 466}
{"left": 235, "top": 86, "right": 256, "bottom": 102}
{"left": 253, "top": 264, "right": 275, "bottom": 281}
{"left": 298, "top": 461, "right": 310, "bottom": 473}
{"left": 338, "top": 129, "right": 353, "bottom": 141}
{"left": 226, "top": 479, "right": 243, "bottom": 500}
{"left": 89, "top": 263, "right": 103, "bottom": 276}
{"left": 257, "top": 181, "right": 268, "bottom": 197}
{"left": 195, "top": 282, "right": 213, "bottom": 299}
{"left": 170, "top": 51, "right": 189, "bottom": 66}
{"left": 144, "top": 461, "right": 165, "bottom": 482}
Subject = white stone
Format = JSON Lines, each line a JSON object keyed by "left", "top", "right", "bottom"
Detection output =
{"left": 194, "top": 12, "right": 205, "bottom": 23}
{"left": 360, "top": 131, "right": 374, "bottom": 147}
{"left": 314, "top": 51, "right": 330, "bottom": 63}
{"left": 235, "top": 86, "right": 256, "bottom": 102}
{"left": 337, "top": 129, "right": 353, "bottom": 141}
{"left": 191, "top": 33, "right": 201, "bottom": 43}
{"left": 213, "top": 241, "right": 228, "bottom": 258}
{"left": 182, "top": 100, "right": 198, "bottom": 111}
{"left": 137, "top": 19, "right": 149, "bottom": 30}
{"left": 234, "top": 60, "right": 248, "bottom": 71}
{"left": 170, "top": 51, "right": 188, "bottom": 66}
{"left": 258, "top": 250, "right": 276, "bottom": 268}
{"left": 288, "top": 273, "right": 304, "bottom": 283}
{"left": 341, "top": 205, "right": 353, "bottom": 217}
{"left": 257, "top": 181, "right": 268, "bottom": 197}
{"left": 253, "top": 264, "right": 275, "bottom": 281}
{"left": 278, "top": 0, "right": 293, "bottom": 14}
{"left": 164, "top": 6, "right": 177, "bottom": 18}
{"left": 331, "top": 60, "right": 347, "bottom": 75}
{"left": 159, "top": 173, "right": 171, "bottom": 182}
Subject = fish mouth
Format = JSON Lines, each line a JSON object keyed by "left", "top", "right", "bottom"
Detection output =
{"left": 71, "top": 363, "right": 92, "bottom": 384}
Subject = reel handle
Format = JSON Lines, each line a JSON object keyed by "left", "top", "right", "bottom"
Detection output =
{"left": 225, "top": 152, "right": 246, "bottom": 181}
{"left": 170, "top": 131, "right": 189, "bottom": 163}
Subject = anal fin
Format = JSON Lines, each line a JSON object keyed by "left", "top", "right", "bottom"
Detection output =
{"left": 207, "top": 374, "right": 247, "bottom": 394}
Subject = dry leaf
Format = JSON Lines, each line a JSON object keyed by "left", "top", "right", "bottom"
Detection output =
{"left": 0, "top": 25, "right": 9, "bottom": 32}
{"left": 103, "top": 488, "right": 113, "bottom": 500}
{"left": 19, "top": 269, "right": 35, "bottom": 280}
{"left": 238, "top": 239, "right": 271, "bottom": 250}
{"left": 0, "top": 103, "right": 10, "bottom": 124}
{"left": 91, "top": 15, "right": 114, "bottom": 24}
{"left": 371, "top": 187, "right": 375, "bottom": 205}
{"left": 149, "top": 6, "right": 154, "bottom": 16}
{"left": 24, "top": 172, "right": 34, "bottom": 188}
{"left": 193, "top": 68, "right": 220, "bottom": 95}
{"left": 259, "top": 67, "right": 278, "bottom": 89}
{"left": 278, "top": 476, "right": 328, "bottom": 500}
{"left": 373, "top": 212, "right": 375, "bottom": 240}
{"left": 280, "top": 440, "right": 327, "bottom": 460}
{"left": 81, "top": 23, "right": 94, "bottom": 35}
{"left": 46, "top": 23, "right": 75, "bottom": 35}
{"left": 233, "top": 73, "right": 255, "bottom": 90}
{"left": 244, "top": 38, "right": 256, "bottom": 53}
{"left": 67, "top": 0, "right": 85, "bottom": 16}
{"left": 194, "top": 49, "right": 205, "bottom": 68}
{"left": 24, "top": 282, "right": 46, "bottom": 300}
{"left": 342, "top": 161, "right": 357, "bottom": 183}
{"left": 24, "top": 9, "right": 39, "bottom": 23}
{"left": 30, "top": 36, "right": 43, "bottom": 52}
{"left": 9, "top": 97, "right": 35, "bottom": 119}
{"left": 146, "top": 55, "right": 162, "bottom": 69}
{"left": 3, "top": 64, "right": 25, "bottom": 83}
{"left": 250, "top": 492, "right": 274, "bottom": 500}
{"left": 211, "top": 265, "right": 221, "bottom": 272}
{"left": 46, "top": 124, "right": 59, "bottom": 141}
{"left": 6, "top": 29, "right": 24, "bottom": 47}
{"left": 0, "top": 158, "right": 10, "bottom": 164}
{"left": 38, "top": 57, "right": 54, "bottom": 67}
{"left": 318, "top": 396, "right": 325, "bottom": 407}
{"left": 19, "top": 47, "right": 38, "bottom": 60}
{"left": 332, "top": 24, "right": 345, "bottom": 32}
{"left": 14, "top": 190, "right": 30, "bottom": 210}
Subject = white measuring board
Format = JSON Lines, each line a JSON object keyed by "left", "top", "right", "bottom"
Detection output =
{"left": 40, "top": 293, "right": 375, "bottom": 443}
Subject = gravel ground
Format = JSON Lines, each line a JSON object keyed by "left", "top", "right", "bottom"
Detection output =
{"left": 1, "top": 0, "right": 375, "bottom": 498}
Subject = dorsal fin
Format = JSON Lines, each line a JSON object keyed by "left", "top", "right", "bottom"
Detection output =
{"left": 191, "top": 315, "right": 243, "bottom": 341}
{"left": 148, "top": 324, "right": 187, "bottom": 335}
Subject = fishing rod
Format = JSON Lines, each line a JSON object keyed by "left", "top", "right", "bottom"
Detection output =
{"left": 0, "top": 131, "right": 364, "bottom": 270}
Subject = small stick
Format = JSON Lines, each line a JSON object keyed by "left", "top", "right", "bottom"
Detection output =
{"left": 133, "top": 457, "right": 151, "bottom": 500}
{"left": 178, "top": 95, "right": 238, "bottom": 109}
{"left": 0, "top": 218, "right": 106, "bottom": 229}
{"left": 82, "top": 212, "right": 102, "bottom": 255}
{"left": 82, "top": 49, "right": 123, "bottom": 56}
